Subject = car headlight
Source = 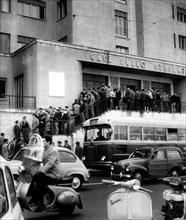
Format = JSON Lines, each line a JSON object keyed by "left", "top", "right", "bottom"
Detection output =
{"left": 18, "top": 165, "right": 25, "bottom": 173}
{"left": 111, "top": 165, "right": 114, "bottom": 171}
{"left": 101, "top": 156, "right": 106, "bottom": 161}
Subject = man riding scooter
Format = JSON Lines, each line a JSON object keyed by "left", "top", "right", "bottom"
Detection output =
{"left": 31, "top": 135, "right": 61, "bottom": 211}
{"left": 17, "top": 133, "right": 82, "bottom": 216}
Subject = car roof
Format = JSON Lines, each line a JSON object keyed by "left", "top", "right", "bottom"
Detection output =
{"left": 137, "top": 146, "right": 180, "bottom": 151}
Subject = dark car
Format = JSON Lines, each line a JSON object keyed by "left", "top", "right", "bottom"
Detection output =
{"left": 111, "top": 146, "right": 186, "bottom": 183}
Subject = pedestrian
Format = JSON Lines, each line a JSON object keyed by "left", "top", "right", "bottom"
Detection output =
{"left": 2, "top": 138, "right": 9, "bottom": 160}
{"left": 57, "top": 141, "right": 63, "bottom": 147}
{"left": 63, "top": 140, "right": 71, "bottom": 150}
{"left": 0, "top": 133, "right": 5, "bottom": 156}
{"left": 72, "top": 99, "right": 81, "bottom": 126}
{"left": 13, "top": 120, "right": 21, "bottom": 139}
{"left": 20, "top": 116, "right": 31, "bottom": 144}
{"left": 75, "top": 141, "right": 83, "bottom": 160}
{"left": 32, "top": 113, "right": 39, "bottom": 134}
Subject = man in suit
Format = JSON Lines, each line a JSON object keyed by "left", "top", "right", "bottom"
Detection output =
{"left": 32, "top": 135, "right": 61, "bottom": 211}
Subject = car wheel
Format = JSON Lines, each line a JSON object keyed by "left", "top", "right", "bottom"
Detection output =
{"left": 133, "top": 171, "right": 143, "bottom": 183}
{"left": 71, "top": 175, "right": 83, "bottom": 191}
{"left": 59, "top": 205, "right": 75, "bottom": 216}
{"left": 171, "top": 169, "right": 180, "bottom": 177}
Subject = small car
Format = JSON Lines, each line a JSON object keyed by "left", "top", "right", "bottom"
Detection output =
{"left": 111, "top": 146, "right": 186, "bottom": 183}
{"left": 0, "top": 156, "right": 24, "bottom": 220}
{"left": 9, "top": 147, "right": 90, "bottom": 190}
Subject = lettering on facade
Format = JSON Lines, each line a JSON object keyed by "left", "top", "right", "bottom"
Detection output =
{"left": 91, "top": 53, "right": 112, "bottom": 64}
{"left": 90, "top": 53, "right": 186, "bottom": 76}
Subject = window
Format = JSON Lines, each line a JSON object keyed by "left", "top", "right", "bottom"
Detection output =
{"left": 177, "top": 7, "right": 186, "bottom": 23}
{"left": 0, "top": 78, "right": 6, "bottom": 98}
{"left": 5, "top": 166, "right": 17, "bottom": 208}
{"left": 116, "top": 45, "right": 129, "bottom": 54}
{"left": 179, "top": 35, "right": 186, "bottom": 50}
{"left": 173, "top": 33, "right": 176, "bottom": 48}
{"left": 17, "top": 35, "right": 35, "bottom": 47}
{"left": 130, "top": 126, "right": 142, "bottom": 140}
{"left": 115, "top": 10, "right": 128, "bottom": 37}
{"left": 115, "top": 0, "right": 127, "bottom": 4}
{"left": 59, "top": 151, "right": 76, "bottom": 162}
{"left": 0, "top": 169, "right": 8, "bottom": 218}
{"left": 0, "top": 33, "right": 10, "bottom": 54}
{"left": 167, "top": 128, "right": 178, "bottom": 141}
{"left": 17, "top": 0, "right": 45, "bottom": 20}
{"left": 58, "top": 36, "right": 68, "bottom": 42}
{"left": 0, "top": 0, "right": 10, "bottom": 12}
{"left": 143, "top": 127, "right": 155, "bottom": 141}
{"left": 155, "top": 128, "right": 166, "bottom": 141}
{"left": 178, "top": 129, "right": 186, "bottom": 141}
{"left": 167, "top": 150, "right": 182, "bottom": 159}
{"left": 57, "top": 0, "right": 67, "bottom": 20}
{"left": 114, "top": 125, "right": 127, "bottom": 140}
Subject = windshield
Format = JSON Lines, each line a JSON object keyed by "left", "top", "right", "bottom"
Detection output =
{"left": 132, "top": 149, "right": 152, "bottom": 158}
{"left": 84, "top": 125, "right": 112, "bottom": 142}
{"left": 13, "top": 148, "right": 26, "bottom": 161}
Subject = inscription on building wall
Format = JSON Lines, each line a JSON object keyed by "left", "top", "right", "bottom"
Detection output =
{"left": 90, "top": 52, "right": 186, "bottom": 76}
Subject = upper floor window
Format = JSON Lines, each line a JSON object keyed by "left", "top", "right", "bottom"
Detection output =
{"left": 0, "top": 0, "right": 10, "bottom": 12}
{"left": 115, "top": 0, "right": 127, "bottom": 4}
{"left": 57, "top": 0, "right": 67, "bottom": 20}
{"left": 115, "top": 10, "right": 128, "bottom": 37}
{"left": 58, "top": 36, "right": 68, "bottom": 42}
{"left": 177, "top": 7, "right": 186, "bottom": 23}
{"left": 179, "top": 35, "right": 186, "bottom": 50}
{"left": 17, "top": 0, "right": 45, "bottom": 20}
{"left": 116, "top": 45, "right": 129, "bottom": 54}
{"left": 0, "top": 33, "right": 10, "bottom": 54}
{"left": 0, "top": 78, "right": 6, "bottom": 98}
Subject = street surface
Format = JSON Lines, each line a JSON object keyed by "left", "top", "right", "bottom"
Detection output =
{"left": 23, "top": 170, "right": 169, "bottom": 220}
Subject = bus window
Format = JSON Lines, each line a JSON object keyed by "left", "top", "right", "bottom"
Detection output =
{"left": 144, "top": 127, "right": 155, "bottom": 141}
{"left": 114, "top": 126, "right": 127, "bottom": 140}
{"left": 167, "top": 128, "right": 178, "bottom": 141}
{"left": 130, "top": 126, "right": 142, "bottom": 140}
{"left": 178, "top": 129, "right": 186, "bottom": 141}
{"left": 155, "top": 128, "right": 166, "bottom": 141}
{"left": 84, "top": 126, "right": 112, "bottom": 142}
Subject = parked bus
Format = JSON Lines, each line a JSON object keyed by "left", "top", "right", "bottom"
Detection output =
{"left": 82, "top": 115, "right": 186, "bottom": 172}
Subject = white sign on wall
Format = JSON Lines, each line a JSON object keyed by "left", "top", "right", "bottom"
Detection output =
{"left": 49, "top": 72, "right": 65, "bottom": 97}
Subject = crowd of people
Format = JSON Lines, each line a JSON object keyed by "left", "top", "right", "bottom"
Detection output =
{"left": 0, "top": 84, "right": 182, "bottom": 160}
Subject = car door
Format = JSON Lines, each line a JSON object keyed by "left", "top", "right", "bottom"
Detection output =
{"left": 167, "top": 149, "right": 184, "bottom": 172}
{"left": 148, "top": 149, "right": 168, "bottom": 177}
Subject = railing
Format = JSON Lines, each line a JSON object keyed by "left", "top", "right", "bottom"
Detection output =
{"left": 0, "top": 95, "right": 36, "bottom": 109}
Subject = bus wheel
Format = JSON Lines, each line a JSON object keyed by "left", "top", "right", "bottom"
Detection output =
{"left": 133, "top": 172, "right": 143, "bottom": 183}
{"left": 171, "top": 169, "right": 180, "bottom": 177}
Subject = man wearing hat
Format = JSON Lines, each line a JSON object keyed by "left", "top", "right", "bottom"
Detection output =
{"left": 75, "top": 141, "right": 83, "bottom": 160}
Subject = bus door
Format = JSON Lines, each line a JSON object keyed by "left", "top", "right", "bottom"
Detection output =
{"left": 149, "top": 149, "right": 168, "bottom": 177}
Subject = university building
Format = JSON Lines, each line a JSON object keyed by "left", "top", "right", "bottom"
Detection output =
{"left": 0, "top": 0, "right": 186, "bottom": 141}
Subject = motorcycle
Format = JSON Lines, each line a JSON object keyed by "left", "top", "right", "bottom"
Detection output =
{"left": 161, "top": 176, "right": 186, "bottom": 220}
{"left": 16, "top": 133, "right": 83, "bottom": 216}
{"left": 102, "top": 179, "right": 154, "bottom": 220}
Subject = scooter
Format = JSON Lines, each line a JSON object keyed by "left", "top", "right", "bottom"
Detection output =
{"left": 161, "top": 176, "right": 186, "bottom": 220}
{"left": 102, "top": 179, "right": 154, "bottom": 220}
{"left": 16, "top": 133, "right": 82, "bottom": 216}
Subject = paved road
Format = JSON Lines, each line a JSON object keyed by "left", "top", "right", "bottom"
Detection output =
{"left": 23, "top": 171, "right": 168, "bottom": 220}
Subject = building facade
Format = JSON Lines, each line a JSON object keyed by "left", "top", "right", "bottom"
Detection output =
{"left": 0, "top": 0, "right": 186, "bottom": 139}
